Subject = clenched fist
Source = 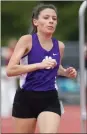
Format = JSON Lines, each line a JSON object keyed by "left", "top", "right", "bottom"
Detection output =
{"left": 65, "top": 67, "right": 77, "bottom": 78}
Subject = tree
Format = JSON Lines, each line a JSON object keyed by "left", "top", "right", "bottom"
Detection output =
{"left": 2, "top": 1, "right": 86, "bottom": 46}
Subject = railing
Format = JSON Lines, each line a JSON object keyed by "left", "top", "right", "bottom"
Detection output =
{"left": 79, "top": 1, "right": 87, "bottom": 133}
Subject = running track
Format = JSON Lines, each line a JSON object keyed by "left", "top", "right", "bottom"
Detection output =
{"left": 1, "top": 105, "right": 81, "bottom": 133}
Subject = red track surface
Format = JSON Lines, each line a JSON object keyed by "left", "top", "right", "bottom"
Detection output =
{"left": 1, "top": 105, "right": 81, "bottom": 133}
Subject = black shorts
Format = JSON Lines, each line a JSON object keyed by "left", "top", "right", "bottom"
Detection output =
{"left": 12, "top": 88, "right": 61, "bottom": 118}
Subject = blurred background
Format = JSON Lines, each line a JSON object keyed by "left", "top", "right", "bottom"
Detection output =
{"left": 1, "top": 1, "right": 87, "bottom": 133}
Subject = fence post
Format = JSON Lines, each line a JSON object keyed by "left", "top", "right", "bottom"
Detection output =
{"left": 79, "top": 1, "right": 87, "bottom": 133}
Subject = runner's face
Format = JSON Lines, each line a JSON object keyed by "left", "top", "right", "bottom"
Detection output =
{"left": 33, "top": 8, "right": 57, "bottom": 34}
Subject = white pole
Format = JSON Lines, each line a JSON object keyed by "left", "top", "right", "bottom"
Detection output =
{"left": 79, "top": 1, "right": 87, "bottom": 133}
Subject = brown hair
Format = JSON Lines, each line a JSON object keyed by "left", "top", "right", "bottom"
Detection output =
{"left": 30, "top": 3, "right": 57, "bottom": 34}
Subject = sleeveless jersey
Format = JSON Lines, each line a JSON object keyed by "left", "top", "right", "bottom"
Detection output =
{"left": 20, "top": 33, "right": 60, "bottom": 91}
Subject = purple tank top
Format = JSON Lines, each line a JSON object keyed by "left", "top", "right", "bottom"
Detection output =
{"left": 20, "top": 33, "right": 60, "bottom": 91}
